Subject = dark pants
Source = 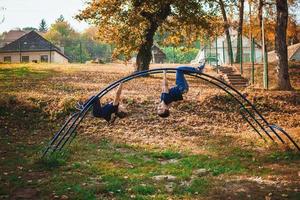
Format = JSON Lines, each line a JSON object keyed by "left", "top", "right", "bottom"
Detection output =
{"left": 176, "top": 66, "right": 198, "bottom": 94}
{"left": 92, "top": 97, "right": 102, "bottom": 117}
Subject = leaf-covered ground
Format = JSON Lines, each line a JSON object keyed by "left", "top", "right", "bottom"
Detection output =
{"left": 0, "top": 63, "right": 299, "bottom": 200}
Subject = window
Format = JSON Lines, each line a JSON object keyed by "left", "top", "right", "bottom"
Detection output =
{"left": 40, "top": 55, "right": 48, "bottom": 63}
{"left": 4, "top": 56, "right": 11, "bottom": 63}
{"left": 21, "top": 56, "right": 29, "bottom": 63}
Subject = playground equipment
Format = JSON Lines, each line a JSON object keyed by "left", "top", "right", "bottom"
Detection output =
{"left": 42, "top": 68, "right": 300, "bottom": 158}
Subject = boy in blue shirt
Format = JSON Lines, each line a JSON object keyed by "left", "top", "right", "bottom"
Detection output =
{"left": 157, "top": 63, "right": 205, "bottom": 118}
{"left": 93, "top": 83, "right": 126, "bottom": 122}
{"left": 77, "top": 83, "right": 126, "bottom": 122}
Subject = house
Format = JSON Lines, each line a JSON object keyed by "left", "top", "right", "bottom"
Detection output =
{"left": 131, "top": 45, "right": 166, "bottom": 64}
{"left": 0, "top": 30, "right": 28, "bottom": 47}
{"left": 151, "top": 45, "right": 166, "bottom": 63}
{"left": 191, "top": 29, "right": 262, "bottom": 65}
{"left": 268, "top": 43, "right": 300, "bottom": 63}
{"left": 0, "top": 30, "right": 68, "bottom": 64}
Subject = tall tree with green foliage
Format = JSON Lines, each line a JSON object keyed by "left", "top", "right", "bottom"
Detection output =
{"left": 39, "top": 19, "right": 48, "bottom": 32}
{"left": 77, "top": 0, "right": 216, "bottom": 72}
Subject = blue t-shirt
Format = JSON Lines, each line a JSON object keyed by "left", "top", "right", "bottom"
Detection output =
{"left": 160, "top": 86, "right": 183, "bottom": 105}
{"left": 101, "top": 103, "right": 118, "bottom": 122}
{"left": 93, "top": 101, "right": 118, "bottom": 122}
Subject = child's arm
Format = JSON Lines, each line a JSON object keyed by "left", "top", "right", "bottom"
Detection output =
{"left": 162, "top": 70, "right": 169, "bottom": 93}
{"left": 113, "top": 83, "right": 123, "bottom": 106}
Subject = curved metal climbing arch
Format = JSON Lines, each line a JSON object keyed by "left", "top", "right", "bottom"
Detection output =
{"left": 42, "top": 68, "right": 300, "bottom": 158}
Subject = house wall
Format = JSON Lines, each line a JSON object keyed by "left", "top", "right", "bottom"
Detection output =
{"left": 52, "top": 52, "right": 69, "bottom": 64}
{"left": 291, "top": 49, "right": 300, "bottom": 61}
{"left": 191, "top": 36, "right": 262, "bottom": 65}
{"left": 0, "top": 51, "right": 68, "bottom": 64}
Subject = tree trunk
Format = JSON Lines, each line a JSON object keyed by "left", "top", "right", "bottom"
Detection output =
{"left": 258, "top": 0, "right": 264, "bottom": 62}
{"left": 258, "top": 0, "right": 263, "bottom": 39}
{"left": 135, "top": 23, "right": 158, "bottom": 72}
{"left": 134, "top": 3, "right": 171, "bottom": 72}
{"left": 219, "top": 0, "right": 234, "bottom": 65}
{"left": 235, "top": 0, "right": 244, "bottom": 63}
{"left": 275, "top": 0, "right": 292, "bottom": 90}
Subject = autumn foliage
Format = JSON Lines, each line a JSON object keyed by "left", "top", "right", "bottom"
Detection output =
{"left": 77, "top": 0, "right": 219, "bottom": 71}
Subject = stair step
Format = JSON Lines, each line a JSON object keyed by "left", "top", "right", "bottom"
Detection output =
{"left": 226, "top": 77, "right": 246, "bottom": 80}
{"left": 226, "top": 74, "right": 244, "bottom": 77}
{"left": 220, "top": 70, "right": 234, "bottom": 74}
{"left": 230, "top": 82, "right": 248, "bottom": 84}
{"left": 219, "top": 65, "right": 248, "bottom": 88}
{"left": 228, "top": 78, "right": 247, "bottom": 81}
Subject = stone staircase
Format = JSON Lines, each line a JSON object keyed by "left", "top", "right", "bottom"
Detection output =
{"left": 219, "top": 66, "right": 249, "bottom": 87}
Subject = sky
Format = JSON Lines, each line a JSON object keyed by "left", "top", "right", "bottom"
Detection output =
{"left": 0, "top": 0, "right": 90, "bottom": 33}
{"left": 0, "top": 0, "right": 299, "bottom": 34}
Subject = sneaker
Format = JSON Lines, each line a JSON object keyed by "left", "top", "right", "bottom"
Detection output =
{"left": 197, "top": 61, "right": 205, "bottom": 72}
{"left": 75, "top": 102, "right": 84, "bottom": 110}
{"left": 75, "top": 96, "right": 95, "bottom": 110}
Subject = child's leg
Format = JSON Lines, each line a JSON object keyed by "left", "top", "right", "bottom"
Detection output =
{"left": 92, "top": 97, "right": 103, "bottom": 117}
{"left": 176, "top": 66, "right": 197, "bottom": 93}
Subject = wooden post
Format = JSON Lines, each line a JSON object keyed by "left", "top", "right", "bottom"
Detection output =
{"left": 209, "top": 40, "right": 212, "bottom": 65}
{"left": 222, "top": 41, "right": 225, "bottom": 64}
{"left": 251, "top": 38, "right": 255, "bottom": 85}
{"left": 19, "top": 41, "right": 22, "bottom": 63}
{"left": 262, "top": 17, "right": 269, "bottom": 89}
{"left": 80, "top": 41, "right": 83, "bottom": 63}
{"left": 215, "top": 37, "right": 219, "bottom": 73}
{"left": 49, "top": 44, "right": 52, "bottom": 63}
{"left": 240, "top": 35, "right": 243, "bottom": 74}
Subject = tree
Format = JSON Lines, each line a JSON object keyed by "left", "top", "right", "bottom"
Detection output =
{"left": 56, "top": 15, "right": 65, "bottom": 23}
{"left": 45, "top": 17, "right": 79, "bottom": 61}
{"left": 275, "top": 0, "right": 292, "bottom": 90}
{"left": 235, "top": 0, "right": 244, "bottom": 63}
{"left": 39, "top": 19, "right": 48, "bottom": 32}
{"left": 45, "top": 19, "right": 111, "bottom": 63}
{"left": 22, "top": 27, "right": 37, "bottom": 31}
{"left": 77, "top": 0, "right": 216, "bottom": 72}
{"left": 0, "top": 7, "right": 5, "bottom": 24}
{"left": 218, "top": 0, "right": 234, "bottom": 65}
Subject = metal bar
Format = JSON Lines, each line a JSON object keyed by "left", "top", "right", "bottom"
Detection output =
{"left": 240, "top": 34, "right": 243, "bottom": 74}
{"left": 222, "top": 41, "right": 225, "bottom": 65}
{"left": 262, "top": 17, "right": 269, "bottom": 89}
{"left": 251, "top": 37, "right": 255, "bottom": 85}
{"left": 42, "top": 112, "right": 80, "bottom": 157}
{"left": 88, "top": 68, "right": 285, "bottom": 144}
{"left": 44, "top": 67, "right": 296, "bottom": 157}
{"left": 51, "top": 97, "right": 97, "bottom": 153}
{"left": 269, "top": 125, "right": 300, "bottom": 151}
{"left": 215, "top": 37, "right": 218, "bottom": 73}
{"left": 240, "top": 108, "right": 266, "bottom": 141}
{"left": 190, "top": 74, "right": 274, "bottom": 141}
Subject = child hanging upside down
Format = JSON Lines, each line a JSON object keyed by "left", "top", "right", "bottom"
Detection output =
{"left": 93, "top": 83, "right": 127, "bottom": 122}
{"left": 157, "top": 64, "right": 205, "bottom": 118}
{"left": 77, "top": 83, "right": 126, "bottom": 122}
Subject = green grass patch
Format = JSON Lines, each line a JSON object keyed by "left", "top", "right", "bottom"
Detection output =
{"left": 36, "top": 151, "right": 70, "bottom": 169}
{"left": 0, "top": 66, "right": 52, "bottom": 80}
{"left": 176, "top": 178, "right": 209, "bottom": 195}
{"left": 267, "top": 151, "right": 300, "bottom": 162}
{"left": 150, "top": 150, "right": 182, "bottom": 160}
{"left": 132, "top": 184, "right": 156, "bottom": 195}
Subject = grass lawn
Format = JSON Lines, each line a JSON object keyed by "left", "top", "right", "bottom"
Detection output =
{"left": 0, "top": 63, "right": 299, "bottom": 199}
